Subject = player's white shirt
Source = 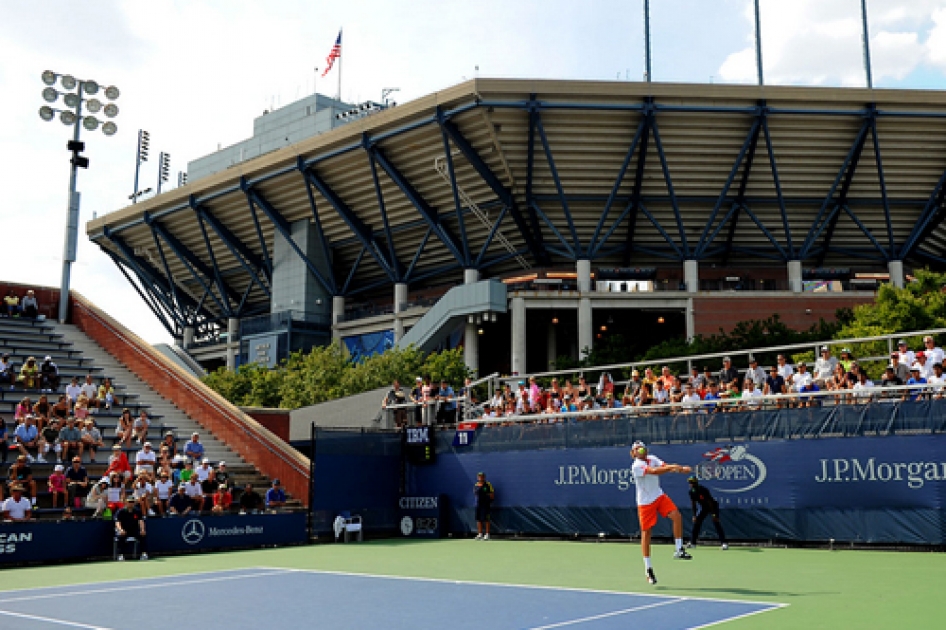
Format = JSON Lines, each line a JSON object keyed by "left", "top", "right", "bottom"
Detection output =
{"left": 154, "top": 479, "right": 174, "bottom": 500}
{"left": 924, "top": 346, "right": 944, "bottom": 367}
{"left": 777, "top": 364, "right": 794, "bottom": 382}
{"left": 631, "top": 455, "right": 665, "bottom": 506}
{"left": 853, "top": 379, "right": 874, "bottom": 400}
{"left": 2, "top": 497, "right": 31, "bottom": 519}
{"left": 793, "top": 371, "right": 813, "bottom": 391}
{"left": 743, "top": 388, "right": 763, "bottom": 408}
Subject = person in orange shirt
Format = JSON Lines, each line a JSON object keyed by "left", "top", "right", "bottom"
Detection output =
{"left": 212, "top": 484, "right": 233, "bottom": 515}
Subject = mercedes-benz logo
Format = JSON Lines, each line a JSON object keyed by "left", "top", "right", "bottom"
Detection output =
{"left": 182, "top": 519, "right": 206, "bottom": 545}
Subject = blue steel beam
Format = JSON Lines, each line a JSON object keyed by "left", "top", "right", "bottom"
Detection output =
{"left": 302, "top": 168, "right": 398, "bottom": 282}
{"left": 406, "top": 227, "right": 433, "bottom": 281}
{"left": 192, "top": 203, "right": 272, "bottom": 298}
{"left": 533, "top": 113, "right": 582, "bottom": 254}
{"left": 475, "top": 204, "right": 509, "bottom": 267}
{"left": 297, "top": 158, "right": 337, "bottom": 289}
{"left": 649, "top": 120, "right": 689, "bottom": 257}
{"left": 370, "top": 147, "right": 467, "bottom": 266}
{"left": 899, "top": 168, "right": 946, "bottom": 260}
{"left": 150, "top": 228, "right": 184, "bottom": 321}
{"left": 838, "top": 204, "right": 888, "bottom": 257}
{"left": 620, "top": 101, "right": 655, "bottom": 264}
{"left": 240, "top": 177, "right": 274, "bottom": 281}
{"left": 244, "top": 188, "right": 336, "bottom": 296}
{"left": 363, "top": 140, "right": 404, "bottom": 279}
{"left": 341, "top": 246, "right": 367, "bottom": 295}
{"left": 194, "top": 211, "right": 233, "bottom": 316}
{"left": 590, "top": 116, "right": 648, "bottom": 254}
{"left": 525, "top": 102, "right": 545, "bottom": 256}
{"left": 106, "top": 251, "right": 176, "bottom": 337}
{"left": 869, "top": 119, "right": 895, "bottom": 258}
{"left": 761, "top": 117, "right": 794, "bottom": 258}
{"left": 438, "top": 119, "right": 548, "bottom": 264}
{"left": 721, "top": 118, "right": 765, "bottom": 265}
{"left": 436, "top": 111, "right": 471, "bottom": 267}
{"left": 638, "top": 203, "right": 684, "bottom": 258}
{"left": 530, "top": 201, "right": 576, "bottom": 258}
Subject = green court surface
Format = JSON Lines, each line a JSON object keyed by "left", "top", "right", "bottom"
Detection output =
{"left": 2, "top": 539, "right": 940, "bottom": 628}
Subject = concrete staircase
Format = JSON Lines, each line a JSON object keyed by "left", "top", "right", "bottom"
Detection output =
{"left": 53, "top": 323, "right": 273, "bottom": 491}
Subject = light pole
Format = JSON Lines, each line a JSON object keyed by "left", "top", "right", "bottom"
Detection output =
{"left": 157, "top": 152, "right": 170, "bottom": 195}
{"left": 133, "top": 129, "right": 149, "bottom": 203}
{"left": 39, "top": 71, "right": 120, "bottom": 323}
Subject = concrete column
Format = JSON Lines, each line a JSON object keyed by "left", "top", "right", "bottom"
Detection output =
{"left": 332, "top": 296, "right": 346, "bottom": 340}
{"left": 511, "top": 297, "right": 526, "bottom": 375}
{"left": 463, "top": 270, "right": 480, "bottom": 376}
{"left": 788, "top": 260, "right": 803, "bottom": 293}
{"left": 182, "top": 326, "right": 195, "bottom": 349}
{"left": 393, "top": 282, "right": 408, "bottom": 342}
{"left": 577, "top": 259, "right": 593, "bottom": 360}
{"left": 547, "top": 321, "right": 557, "bottom": 370}
{"left": 888, "top": 260, "right": 905, "bottom": 288}
{"left": 686, "top": 297, "right": 695, "bottom": 342}
{"left": 226, "top": 317, "right": 239, "bottom": 370}
{"left": 684, "top": 259, "right": 699, "bottom": 293}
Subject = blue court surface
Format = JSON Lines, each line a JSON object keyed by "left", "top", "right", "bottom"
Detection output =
{"left": 0, "top": 567, "right": 783, "bottom": 629}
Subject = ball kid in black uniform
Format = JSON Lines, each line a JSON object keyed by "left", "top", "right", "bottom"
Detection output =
{"left": 688, "top": 476, "right": 728, "bottom": 549}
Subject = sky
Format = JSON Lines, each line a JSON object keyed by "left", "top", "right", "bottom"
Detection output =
{"left": 2, "top": 0, "right": 946, "bottom": 346}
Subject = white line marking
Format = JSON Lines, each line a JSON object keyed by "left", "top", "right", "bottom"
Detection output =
{"left": 0, "top": 608, "right": 114, "bottom": 629}
{"left": 526, "top": 598, "right": 685, "bottom": 629}
{"left": 0, "top": 569, "right": 291, "bottom": 604}
{"left": 685, "top": 602, "right": 789, "bottom": 629}
{"left": 274, "top": 567, "right": 786, "bottom": 608}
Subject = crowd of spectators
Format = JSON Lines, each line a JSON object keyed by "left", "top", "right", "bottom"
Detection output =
{"left": 381, "top": 376, "right": 472, "bottom": 428}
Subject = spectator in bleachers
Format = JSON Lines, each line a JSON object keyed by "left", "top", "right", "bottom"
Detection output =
{"left": 47, "top": 463, "right": 67, "bottom": 508}
{"left": 39, "top": 356, "right": 59, "bottom": 393}
{"left": 73, "top": 394, "right": 90, "bottom": 421}
{"left": 168, "top": 484, "right": 192, "bottom": 516}
{"left": 65, "top": 456, "right": 89, "bottom": 509}
{"left": 764, "top": 365, "right": 787, "bottom": 408}
{"left": 79, "top": 375, "right": 99, "bottom": 410}
{"left": 923, "top": 336, "right": 944, "bottom": 367}
{"left": 8, "top": 455, "right": 37, "bottom": 503}
{"left": 155, "top": 455, "right": 173, "bottom": 483}
{"left": 184, "top": 475, "right": 204, "bottom": 512}
{"left": 905, "top": 365, "right": 928, "bottom": 402}
{"left": 65, "top": 377, "right": 81, "bottom": 403}
{"left": 838, "top": 348, "right": 855, "bottom": 372}
{"left": 265, "top": 478, "right": 286, "bottom": 509}
{"left": 106, "top": 472, "right": 126, "bottom": 511}
{"left": 814, "top": 346, "right": 837, "bottom": 389}
{"left": 154, "top": 471, "right": 173, "bottom": 517}
{"left": 240, "top": 483, "right": 263, "bottom": 514}
{"left": 687, "top": 366, "right": 703, "bottom": 389}
{"left": 915, "top": 352, "right": 933, "bottom": 379}
{"left": 0, "top": 415, "right": 7, "bottom": 466}
{"left": 791, "top": 361, "right": 812, "bottom": 401}
{"left": 625, "top": 369, "right": 643, "bottom": 400}
{"left": 681, "top": 383, "right": 702, "bottom": 413}
{"left": 853, "top": 370, "right": 875, "bottom": 403}
{"left": 81, "top": 419, "right": 104, "bottom": 463}
{"left": 702, "top": 382, "right": 722, "bottom": 422}
{"left": 718, "top": 357, "right": 739, "bottom": 389}
{"left": 160, "top": 430, "right": 177, "bottom": 457}
{"left": 743, "top": 379, "right": 763, "bottom": 410}
{"left": 2, "top": 485, "right": 32, "bottom": 521}
{"left": 134, "top": 442, "right": 156, "bottom": 480}
{"left": 50, "top": 394, "right": 70, "bottom": 423}
{"left": 86, "top": 478, "right": 108, "bottom": 518}
{"left": 437, "top": 378, "right": 457, "bottom": 425}
{"left": 213, "top": 461, "right": 230, "bottom": 489}
{"left": 184, "top": 432, "right": 204, "bottom": 461}
{"left": 212, "top": 484, "right": 232, "bottom": 515}
{"left": 133, "top": 410, "right": 150, "bottom": 444}
{"left": 889, "top": 353, "right": 910, "bottom": 382}
{"left": 881, "top": 364, "right": 903, "bottom": 393}
{"left": 131, "top": 473, "right": 154, "bottom": 516}
{"left": 896, "top": 339, "right": 915, "bottom": 367}
{"left": 0, "top": 354, "right": 14, "bottom": 389}
{"left": 180, "top": 459, "right": 194, "bottom": 483}
{"left": 32, "top": 394, "right": 50, "bottom": 430}
{"left": 2, "top": 290, "right": 19, "bottom": 318}
{"left": 794, "top": 362, "right": 820, "bottom": 407}
{"left": 381, "top": 379, "right": 408, "bottom": 428}
{"left": 14, "top": 415, "right": 42, "bottom": 462}
{"left": 105, "top": 444, "right": 132, "bottom": 481}
{"left": 20, "top": 290, "right": 38, "bottom": 319}
{"left": 58, "top": 417, "right": 83, "bottom": 463}
{"left": 15, "top": 397, "right": 31, "bottom": 421}
{"left": 18, "top": 357, "right": 39, "bottom": 390}
{"left": 827, "top": 363, "right": 849, "bottom": 395}
{"left": 776, "top": 355, "right": 794, "bottom": 386}
{"left": 197, "top": 458, "right": 215, "bottom": 499}
{"left": 929, "top": 363, "right": 946, "bottom": 399}
{"left": 115, "top": 408, "right": 133, "bottom": 448}
{"left": 114, "top": 497, "right": 148, "bottom": 561}
{"left": 97, "top": 378, "right": 115, "bottom": 411}
{"left": 745, "top": 357, "right": 766, "bottom": 389}
{"left": 40, "top": 418, "right": 60, "bottom": 463}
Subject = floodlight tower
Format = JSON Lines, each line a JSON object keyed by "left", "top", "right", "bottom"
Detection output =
{"left": 38, "top": 71, "right": 120, "bottom": 323}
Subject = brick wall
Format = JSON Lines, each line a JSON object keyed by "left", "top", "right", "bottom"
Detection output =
{"left": 692, "top": 294, "right": 874, "bottom": 336}
{"left": 69, "top": 293, "right": 310, "bottom": 505}
{"left": 0, "top": 282, "right": 63, "bottom": 320}
{"left": 241, "top": 408, "right": 291, "bottom": 443}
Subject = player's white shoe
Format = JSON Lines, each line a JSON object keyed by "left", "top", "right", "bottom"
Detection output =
{"left": 474, "top": 534, "right": 483, "bottom": 540}
{"left": 483, "top": 534, "right": 490, "bottom": 541}
{"left": 685, "top": 542, "right": 694, "bottom": 549}
{"left": 721, "top": 544, "right": 728, "bottom": 550}
{"left": 646, "top": 568, "right": 658, "bottom": 584}
{"left": 673, "top": 549, "right": 693, "bottom": 559}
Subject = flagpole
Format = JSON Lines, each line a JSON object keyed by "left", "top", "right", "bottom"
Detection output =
{"left": 337, "top": 29, "right": 343, "bottom": 102}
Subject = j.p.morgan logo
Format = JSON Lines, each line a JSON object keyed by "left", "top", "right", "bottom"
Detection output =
{"left": 815, "top": 457, "right": 946, "bottom": 489}
{"left": 181, "top": 519, "right": 264, "bottom": 545}
{"left": 695, "top": 445, "right": 767, "bottom": 493}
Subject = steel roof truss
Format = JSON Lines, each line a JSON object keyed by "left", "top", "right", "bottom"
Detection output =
{"left": 475, "top": 204, "right": 509, "bottom": 267}
{"left": 762, "top": 117, "right": 793, "bottom": 257}
{"left": 242, "top": 183, "right": 273, "bottom": 280}
{"left": 436, "top": 118, "right": 471, "bottom": 267}
{"left": 638, "top": 203, "right": 683, "bottom": 258}
{"left": 405, "top": 227, "right": 433, "bottom": 282}
{"left": 194, "top": 205, "right": 272, "bottom": 299}
{"left": 869, "top": 118, "right": 894, "bottom": 258}
{"left": 900, "top": 168, "right": 946, "bottom": 261}
{"left": 107, "top": 251, "right": 176, "bottom": 337}
{"left": 533, "top": 113, "right": 582, "bottom": 255}
{"left": 342, "top": 246, "right": 367, "bottom": 295}
{"left": 838, "top": 204, "right": 888, "bottom": 258}
{"left": 650, "top": 119, "right": 688, "bottom": 257}
{"left": 364, "top": 145, "right": 403, "bottom": 280}
{"left": 150, "top": 228, "right": 184, "bottom": 321}
{"left": 590, "top": 115, "right": 648, "bottom": 254}
{"left": 195, "top": 211, "right": 234, "bottom": 316}
{"left": 530, "top": 202, "right": 576, "bottom": 258}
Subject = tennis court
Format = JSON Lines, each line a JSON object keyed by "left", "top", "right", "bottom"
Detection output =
{"left": 0, "top": 567, "right": 780, "bottom": 630}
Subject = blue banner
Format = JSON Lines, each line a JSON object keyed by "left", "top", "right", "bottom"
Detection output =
{"left": 407, "top": 434, "right": 946, "bottom": 544}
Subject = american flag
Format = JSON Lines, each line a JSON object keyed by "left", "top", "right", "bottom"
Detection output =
{"left": 321, "top": 30, "right": 342, "bottom": 77}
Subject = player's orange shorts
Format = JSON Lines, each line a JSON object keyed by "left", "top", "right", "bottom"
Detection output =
{"left": 638, "top": 494, "right": 678, "bottom": 531}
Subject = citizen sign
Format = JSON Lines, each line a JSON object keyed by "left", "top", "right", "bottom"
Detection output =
{"left": 399, "top": 496, "right": 438, "bottom": 509}
{"left": 815, "top": 458, "right": 946, "bottom": 489}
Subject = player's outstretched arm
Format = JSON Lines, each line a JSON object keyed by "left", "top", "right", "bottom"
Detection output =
{"left": 645, "top": 464, "right": 692, "bottom": 476}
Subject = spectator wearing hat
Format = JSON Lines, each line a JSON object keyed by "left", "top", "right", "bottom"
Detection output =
{"left": 48, "top": 463, "right": 67, "bottom": 508}
{"left": 18, "top": 357, "right": 39, "bottom": 390}
{"left": 793, "top": 362, "right": 820, "bottom": 407}
{"left": 239, "top": 483, "right": 263, "bottom": 514}
{"left": 0, "top": 354, "right": 15, "bottom": 388}
{"left": 168, "top": 484, "right": 192, "bottom": 516}
{"left": 896, "top": 340, "right": 916, "bottom": 368}
{"left": 625, "top": 369, "right": 643, "bottom": 400}
{"left": 131, "top": 473, "right": 154, "bottom": 515}
{"left": 39, "top": 356, "right": 59, "bottom": 393}
{"left": 905, "top": 365, "right": 928, "bottom": 402}
{"left": 184, "top": 475, "right": 204, "bottom": 512}
{"left": 184, "top": 432, "right": 205, "bottom": 462}
{"left": 135, "top": 442, "right": 157, "bottom": 480}
{"left": 744, "top": 358, "right": 766, "bottom": 388}
{"left": 265, "top": 479, "right": 286, "bottom": 509}
{"left": 382, "top": 379, "right": 408, "bottom": 428}
{"left": 86, "top": 478, "right": 109, "bottom": 518}
{"left": 114, "top": 497, "right": 148, "bottom": 561}
{"left": 814, "top": 346, "right": 837, "bottom": 389}
{"left": 20, "top": 290, "right": 39, "bottom": 319}
{"left": 65, "top": 456, "right": 89, "bottom": 509}
{"left": 132, "top": 410, "right": 150, "bottom": 444}
{"left": 7, "top": 455, "right": 37, "bottom": 504}
{"left": 2, "top": 289, "right": 19, "bottom": 318}
{"left": 2, "top": 485, "right": 32, "bottom": 521}
{"left": 81, "top": 420, "right": 104, "bottom": 463}
{"left": 159, "top": 430, "right": 177, "bottom": 458}
{"left": 106, "top": 444, "right": 132, "bottom": 481}
{"left": 923, "top": 336, "right": 944, "bottom": 368}
{"left": 58, "top": 417, "right": 83, "bottom": 463}
{"left": 213, "top": 461, "right": 230, "bottom": 489}
{"left": 889, "top": 353, "right": 910, "bottom": 382}
{"left": 838, "top": 348, "right": 855, "bottom": 372}
{"left": 153, "top": 471, "right": 174, "bottom": 516}
{"left": 212, "top": 484, "right": 233, "bottom": 515}
{"left": 915, "top": 352, "right": 933, "bottom": 380}
{"left": 197, "top": 458, "right": 216, "bottom": 500}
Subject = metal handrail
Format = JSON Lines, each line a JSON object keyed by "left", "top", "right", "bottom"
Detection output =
{"left": 497, "top": 327, "right": 946, "bottom": 386}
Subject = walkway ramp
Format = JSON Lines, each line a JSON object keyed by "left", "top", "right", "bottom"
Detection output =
{"left": 396, "top": 280, "right": 507, "bottom": 352}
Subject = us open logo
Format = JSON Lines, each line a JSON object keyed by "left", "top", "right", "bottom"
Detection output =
{"left": 695, "top": 445, "right": 767, "bottom": 493}
{"left": 181, "top": 519, "right": 206, "bottom": 545}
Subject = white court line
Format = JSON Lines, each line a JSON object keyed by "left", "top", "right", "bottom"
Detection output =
{"left": 526, "top": 598, "right": 685, "bottom": 630}
{"left": 274, "top": 567, "right": 788, "bottom": 608}
{"left": 0, "top": 608, "right": 114, "bottom": 630}
{"left": 0, "top": 569, "right": 292, "bottom": 604}
{"left": 685, "top": 602, "right": 789, "bottom": 630}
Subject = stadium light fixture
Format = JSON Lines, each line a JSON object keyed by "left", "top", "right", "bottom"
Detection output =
{"left": 37, "top": 70, "right": 121, "bottom": 323}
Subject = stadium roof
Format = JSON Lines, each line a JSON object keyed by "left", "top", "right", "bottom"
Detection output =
{"left": 88, "top": 78, "right": 946, "bottom": 335}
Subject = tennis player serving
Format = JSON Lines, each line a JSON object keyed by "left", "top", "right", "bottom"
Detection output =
{"left": 630, "top": 441, "right": 692, "bottom": 585}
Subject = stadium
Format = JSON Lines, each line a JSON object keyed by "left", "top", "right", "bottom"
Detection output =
{"left": 4, "top": 4, "right": 946, "bottom": 629}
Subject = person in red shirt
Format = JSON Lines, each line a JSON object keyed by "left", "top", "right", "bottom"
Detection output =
{"left": 211, "top": 484, "right": 232, "bottom": 515}
{"left": 105, "top": 444, "right": 132, "bottom": 482}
